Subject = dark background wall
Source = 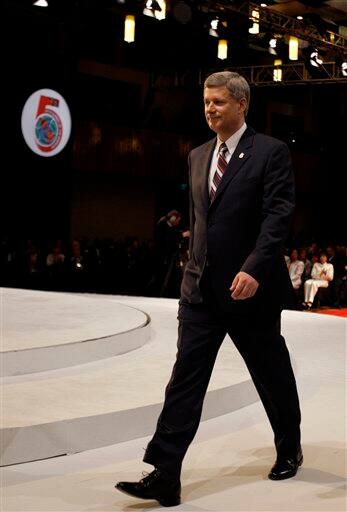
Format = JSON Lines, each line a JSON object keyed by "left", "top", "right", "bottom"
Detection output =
{"left": 3, "top": 0, "right": 346, "bottom": 248}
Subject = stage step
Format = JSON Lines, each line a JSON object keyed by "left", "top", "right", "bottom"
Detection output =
{"left": 1, "top": 292, "right": 257, "bottom": 466}
{"left": 1, "top": 288, "right": 150, "bottom": 376}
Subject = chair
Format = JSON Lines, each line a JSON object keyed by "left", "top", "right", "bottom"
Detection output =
{"left": 314, "top": 286, "right": 331, "bottom": 308}
{"left": 294, "top": 285, "right": 304, "bottom": 310}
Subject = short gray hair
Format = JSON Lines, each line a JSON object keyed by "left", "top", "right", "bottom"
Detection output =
{"left": 204, "top": 71, "right": 250, "bottom": 116}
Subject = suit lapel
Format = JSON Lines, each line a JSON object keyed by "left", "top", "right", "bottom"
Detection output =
{"left": 209, "top": 126, "right": 255, "bottom": 209}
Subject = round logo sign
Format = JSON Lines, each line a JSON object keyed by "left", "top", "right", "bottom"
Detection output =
{"left": 21, "top": 88, "right": 71, "bottom": 157}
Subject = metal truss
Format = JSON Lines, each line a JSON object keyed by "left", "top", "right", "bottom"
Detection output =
{"left": 214, "top": 1, "right": 347, "bottom": 51}
{"left": 230, "top": 62, "right": 347, "bottom": 85}
{"left": 150, "top": 63, "right": 347, "bottom": 88}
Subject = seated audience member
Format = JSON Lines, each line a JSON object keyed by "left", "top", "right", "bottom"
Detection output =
{"left": 307, "top": 242, "right": 319, "bottom": 260}
{"left": 298, "top": 247, "right": 312, "bottom": 281}
{"left": 19, "top": 239, "right": 43, "bottom": 289}
{"left": 311, "top": 253, "right": 319, "bottom": 266}
{"left": 287, "top": 249, "right": 305, "bottom": 290}
{"left": 327, "top": 245, "right": 347, "bottom": 308}
{"left": 67, "top": 239, "right": 86, "bottom": 291}
{"left": 46, "top": 241, "right": 65, "bottom": 267}
{"left": 46, "top": 241, "right": 66, "bottom": 289}
{"left": 303, "top": 252, "right": 334, "bottom": 309}
{"left": 70, "top": 240, "right": 84, "bottom": 270}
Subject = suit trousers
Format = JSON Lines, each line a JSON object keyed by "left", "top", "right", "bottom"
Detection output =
{"left": 143, "top": 268, "right": 302, "bottom": 479}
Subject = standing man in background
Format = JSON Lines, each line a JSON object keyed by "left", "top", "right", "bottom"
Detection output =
{"left": 116, "top": 71, "right": 302, "bottom": 507}
{"left": 152, "top": 210, "right": 182, "bottom": 297}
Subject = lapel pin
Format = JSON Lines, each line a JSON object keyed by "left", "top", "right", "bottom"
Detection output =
{"left": 239, "top": 152, "right": 244, "bottom": 159}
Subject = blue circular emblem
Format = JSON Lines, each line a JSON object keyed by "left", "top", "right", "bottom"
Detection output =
{"left": 35, "top": 114, "right": 59, "bottom": 147}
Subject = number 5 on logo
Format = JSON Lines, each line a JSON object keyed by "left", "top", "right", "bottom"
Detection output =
{"left": 21, "top": 89, "right": 71, "bottom": 157}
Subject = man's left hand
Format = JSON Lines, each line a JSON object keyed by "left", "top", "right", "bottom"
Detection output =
{"left": 230, "top": 271, "right": 259, "bottom": 300}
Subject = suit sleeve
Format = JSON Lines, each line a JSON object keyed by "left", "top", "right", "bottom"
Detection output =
{"left": 240, "top": 142, "right": 295, "bottom": 283}
{"left": 187, "top": 152, "right": 195, "bottom": 260}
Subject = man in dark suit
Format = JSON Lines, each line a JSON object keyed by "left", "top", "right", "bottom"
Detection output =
{"left": 116, "top": 71, "right": 303, "bottom": 507}
{"left": 153, "top": 210, "right": 182, "bottom": 297}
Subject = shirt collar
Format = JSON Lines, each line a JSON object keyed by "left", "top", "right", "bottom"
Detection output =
{"left": 217, "top": 122, "right": 247, "bottom": 153}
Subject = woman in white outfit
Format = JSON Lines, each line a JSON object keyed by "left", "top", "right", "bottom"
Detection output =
{"left": 288, "top": 249, "right": 305, "bottom": 290}
{"left": 303, "top": 252, "right": 334, "bottom": 309}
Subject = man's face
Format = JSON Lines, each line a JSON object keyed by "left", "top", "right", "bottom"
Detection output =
{"left": 171, "top": 216, "right": 181, "bottom": 227}
{"left": 291, "top": 250, "right": 298, "bottom": 261}
{"left": 204, "top": 86, "right": 246, "bottom": 138}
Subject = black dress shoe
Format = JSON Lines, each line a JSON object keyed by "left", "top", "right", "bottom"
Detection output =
{"left": 115, "top": 468, "right": 181, "bottom": 507}
{"left": 268, "top": 448, "right": 303, "bottom": 480}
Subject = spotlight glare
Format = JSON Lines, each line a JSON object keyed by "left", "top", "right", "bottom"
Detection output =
{"left": 310, "top": 50, "right": 323, "bottom": 67}
{"left": 269, "top": 37, "right": 277, "bottom": 55}
{"left": 143, "top": 0, "right": 155, "bottom": 17}
{"left": 249, "top": 9, "right": 260, "bottom": 34}
{"left": 297, "top": 15, "right": 303, "bottom": 20}
{"left": 211, "top": 19, "right": 219, "bottom": 30}
{"left": 209, "top": 18, "right": 219, "bottom": 37}
{"left": 33, "top": 0, "right": 48, "bottom": 6}
{"left": 341, "top": 61, "right": 347, "bottom": 77}
{"left": 154, "top": 0, "right": 166, "bottom": 20}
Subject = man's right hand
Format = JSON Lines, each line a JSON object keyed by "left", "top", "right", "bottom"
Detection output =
{"left": 230, "top": 271, "right": 259, "bottom": 300}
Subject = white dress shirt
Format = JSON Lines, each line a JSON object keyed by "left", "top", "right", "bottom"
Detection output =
{"left": 208, "top": 122, "right": 247, "bottom": 194}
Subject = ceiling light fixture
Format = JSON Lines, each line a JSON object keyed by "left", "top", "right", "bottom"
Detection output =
{"left": 289, "top": 36, "right": 299, "bottom": 60}
{"left": 269, "top": 36, "right": 277, "bottom": 55}
{"left": 209, "top": 18, "right": 219, "bottom": 37}
{"left": 218, "top": 39, "right": 228, "bottom": 60}
{"left": 143, "top": 0, "right": 162, "bottom": 18}
{"left": 249, "top": 9, "right": 260, "bottom": 35}
{"left": 33, "top": 0, "right": 48, "bottom": 6}
{"left": 154, "top": 0, "right": 166, "bottom": 21}
{"left": 273, "top": 59, "right": 282, "bottom": 81}
{"left": 310, "top": 49, "right": 323, "bottom": 67}
{"left": 143, "top": 0, "right": 155, "bottom": 17}
{"left": 124, "top": 15, "right": 135, "bottom": 42}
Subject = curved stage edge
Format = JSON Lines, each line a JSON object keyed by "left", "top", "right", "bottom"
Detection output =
{"left": 1, "top": 289, "right": 258, "bottom": 466}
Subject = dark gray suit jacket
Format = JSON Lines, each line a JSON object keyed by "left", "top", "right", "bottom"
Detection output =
{"left": 180, "top": 126, "right": 296, "bottom": 318}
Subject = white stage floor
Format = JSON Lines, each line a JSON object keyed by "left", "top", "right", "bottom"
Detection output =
{"left": 1, "top": 290, "right": 257, "bottom": 465}
{"left": 1, "top": 289, "right": 150, "bottom": 376}
{"left": 1, "top": 290, "right": 346, "bottom": 511}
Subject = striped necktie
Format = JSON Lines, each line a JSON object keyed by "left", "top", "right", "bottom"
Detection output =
{"left": 210, "top": 142, "right": 228, "bottom": 202}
